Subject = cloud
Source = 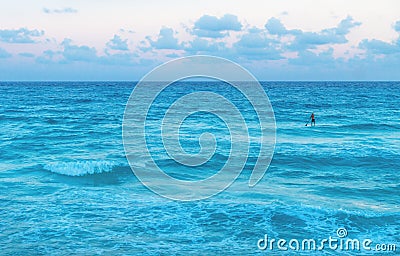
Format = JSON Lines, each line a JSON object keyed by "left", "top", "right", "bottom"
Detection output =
{"left": 147, "top": 27, "right": 180, "bottom": 49}
{"left": 7, "top": 12, "right": 399, "bottom": 80}
{"left": 165, "top": 53, "right": 180, "bottom": 58}
{"left": 359, "top": 39, "right": 399, "bottom": 55}
{"left": 265, "top": 18, "right": 287, "bottom": 35}
{"left": 106, "top": 35, "right": 129, "bottom": 51}
{"left": 0, "top": 48, "right": 12, "bottom": 58}
{"left": 284, "top": 17, "right": 361, "bottom": 71}
{"left": 265, "top": 18, "right": 296, "bottom": 36}
{"left": 43, "top": 7, "right": 77, "bottom": 14}
{"left": 184, "top": 27, "right": 282, "bottom": 60}
{"left": 294, "top": 31, "right": 347, "bottom": 46}
{"left": 289, "top": 48, "right": 338, "bottom": 66}
{"left": 236, "top": 30, "right": 268, "bottom": 48}
{"left": 265, "top": 17, "right": 301, "bottom": 36}
{"left": 192, "top": 29, "right": 228, "bottom": 38}
{"left": 99, "top": 52, "right": 138, "bottom": 66}
{"left": 394, "top": 21, "right": 400, "bottom": 32}
{"left": 36, "top": 50, "right": 62, "bottom": 64}
{"left": 184, "top": 38, "right": 226, "bottom": 54}
{"left": 18, "top": 52, "right": 35, "bottom": 58}
{"left": 264, "top": 16, "right": 361, "bottom": 49}
{"left": 193, "top": 14, "right": 242, "bottom": 38}
{"left": 289, "top": 16, "right": 361, "bottom": 50}
{"left": 344, "top": 52, "right": 400, "bottom": 80}
{"left": 36, "top": 39, "right": 139, "bottom": 66}
{"left": 336, "top": 16, "right": 362, "bottom": 35}
{"left": 61, "top": 39, "right": 98, "bottom": 62}
{"left": 266, "top": 16, "right": 361, "bottom": 40}
{"left": 234, "top": 28, "right": 282, "bottom": 60}
{"left": 358, "top": 20, "right": 400, "bottom": 57}
{"left": 119, "top": 28, "right": 135, "bottom": 34}
{"left": 0, "top": 28, "right": 44, "bottom": 43}
{"left": 194, "top": 14, "right": 242, "bottom": 31}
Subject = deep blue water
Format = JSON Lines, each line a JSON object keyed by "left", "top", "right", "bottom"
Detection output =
{"left": 0, "top": 81, "right": 399, "bottom": 255}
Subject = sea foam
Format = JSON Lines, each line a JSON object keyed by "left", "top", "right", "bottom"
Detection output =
{"left": 44, "top": 160, "right": 116, "bottom": 176}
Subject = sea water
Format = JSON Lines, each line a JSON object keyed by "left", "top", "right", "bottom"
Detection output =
{"left": 0, "top": 81, "right": 399, "bottom": 255}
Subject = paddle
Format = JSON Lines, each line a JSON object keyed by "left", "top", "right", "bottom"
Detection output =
{"left": 305, "top": 118, "right": 311, "bottom": 126}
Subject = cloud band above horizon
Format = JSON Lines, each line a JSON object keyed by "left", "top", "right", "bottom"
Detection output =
{"left": 0, "top": 0, "right": 399, "bottom": 80}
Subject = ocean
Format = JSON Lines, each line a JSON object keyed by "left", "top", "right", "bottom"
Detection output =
{"left": 0, "top": 81, "right": 399, "bottom": 255}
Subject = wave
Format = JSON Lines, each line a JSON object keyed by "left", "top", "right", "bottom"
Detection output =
{"left": 338, "top": 123, "right": 399, "bottom": 131}
{"left": 44, "top": 160, "right": 117, "bottom": 176}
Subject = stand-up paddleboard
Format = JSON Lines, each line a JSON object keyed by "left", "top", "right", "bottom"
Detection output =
{"left": 306, "top": 113, "right": 315, "bottom": 126}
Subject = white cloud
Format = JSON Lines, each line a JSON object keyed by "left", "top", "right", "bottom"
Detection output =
{"left": 43, "top": 8, "right": 78, "bottom": 14}
{"left": 106, "top": 35, "right": 129, "bottom": 51}
{"left": 0, "top": 28, "right": 44, "bottom": 44}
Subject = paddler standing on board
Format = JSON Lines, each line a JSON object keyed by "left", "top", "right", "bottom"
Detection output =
{"left": 310, "top": 113, "right": 315, "bottom": 126}
{"left": 306, "top": 113, "right": 316, "bottom": 126}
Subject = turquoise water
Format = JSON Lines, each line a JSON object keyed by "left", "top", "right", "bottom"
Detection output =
{"left": 0, "top": 81, "right": 399, "bottom": 255}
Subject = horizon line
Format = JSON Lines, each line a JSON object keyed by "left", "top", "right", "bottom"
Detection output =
{"left": 1, "top": 80, "right": 400, "bottom": 83}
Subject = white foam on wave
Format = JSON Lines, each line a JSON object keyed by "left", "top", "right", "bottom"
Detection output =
{"left": 44, "top": 160, "right": 116, "bottom": 176}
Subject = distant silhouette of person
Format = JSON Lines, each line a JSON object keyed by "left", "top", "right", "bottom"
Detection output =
{"left": 310, "top": 113, "right": 315, "bottom": 126}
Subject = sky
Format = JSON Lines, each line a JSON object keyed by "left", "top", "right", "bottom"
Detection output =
{"left": 0, "top": 0, "right": 400, "bottom": 80}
